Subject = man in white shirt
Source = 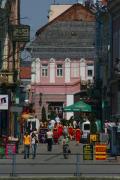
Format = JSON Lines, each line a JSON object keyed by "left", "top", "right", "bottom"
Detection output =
{"left": 55, "top": 115, "right": 60, "bottom": 123}
{"left": 46, "top": 129, "right": 53, "bottom": 151}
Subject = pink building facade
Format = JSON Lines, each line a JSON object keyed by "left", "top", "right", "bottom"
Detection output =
{"left": 28, "top": 3, "right": 96, "bottom": 120}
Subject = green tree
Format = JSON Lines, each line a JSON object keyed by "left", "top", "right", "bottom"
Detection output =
{"left": 49, "top": 110, "right": 56, "bottom": 120}
{"left": 41, "top": 106, "right": 47, "bottom": 122}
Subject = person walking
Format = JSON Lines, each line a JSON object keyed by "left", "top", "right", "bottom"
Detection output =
{"left": 31, "top": 132, "right": 38, "bottom": 159}
{"left": 75, "top": 126, "right": 82, "bottom": 145}
{"left": 62, "top": 135, "right": 70, "bottom": 159}
{"left": 46, "top": 128, "right": 53, "bottom": 151}
{"left": 23, "top": 131, "right": 31, "bottom": 159}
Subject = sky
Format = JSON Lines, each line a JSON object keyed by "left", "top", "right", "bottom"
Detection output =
{"left": 20, "top": 0, "right": 95, "bottom": 40}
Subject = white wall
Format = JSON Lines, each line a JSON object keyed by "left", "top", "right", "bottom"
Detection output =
{"left": 35, "top": 58, "right": 40, "bottom": 83}
{"left": 50, "top": 59, "right": 55, "bottom": 83}
{"left": 65, "top": 58, "right": 70, "bottom": 83}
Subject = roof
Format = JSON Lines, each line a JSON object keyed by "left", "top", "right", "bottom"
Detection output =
{"left": 35, "top": 3, "right": 95, "bottom": 36}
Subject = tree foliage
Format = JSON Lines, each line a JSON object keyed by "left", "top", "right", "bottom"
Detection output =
{"left": 41, "top": 106, "right": 47, "bottom": 122}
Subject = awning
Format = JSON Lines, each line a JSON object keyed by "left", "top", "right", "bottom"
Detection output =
{"left": 63, "top": 100, "right": 92, "bottom": 112}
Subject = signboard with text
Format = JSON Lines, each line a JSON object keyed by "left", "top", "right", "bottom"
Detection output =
{"left": 90, "top": 134, "right": 99, "bottom": 144}
{"left": 83, "top": 144, "right": 93, "bottom": 160}
{"left": 10, "top": 25, "right": 30, "bottom": 42}
{"left": 0, "top": 95, "right": 8, "bottom": 110}
{"left": 95, "top": 144, "right": 107, "bottom": 160}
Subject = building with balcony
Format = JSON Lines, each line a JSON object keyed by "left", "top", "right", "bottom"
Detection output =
{"left": 108, "top": 0, "right": 120, "bottom": 118}
{"left": 0, "top": 0, "right": 30, "bottom": 137}
{"left": 27, "top": 3, "right": 96, "bottom": 120}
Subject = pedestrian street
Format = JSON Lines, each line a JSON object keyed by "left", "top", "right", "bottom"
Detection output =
{"left": 0, "top": 141, "right": 120, "bottom": 177}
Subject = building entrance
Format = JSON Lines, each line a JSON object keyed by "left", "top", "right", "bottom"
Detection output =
{"left": 48, "top": 102, "right": 63, "bottom": 119}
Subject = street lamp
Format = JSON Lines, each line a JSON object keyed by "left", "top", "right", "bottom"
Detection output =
{"left": 39, "top": 93, "right": 43, "bottom": 106}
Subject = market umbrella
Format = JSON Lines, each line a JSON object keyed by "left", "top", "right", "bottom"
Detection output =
{"left": 63, "top": 100, "right": 92, "bottom": 112}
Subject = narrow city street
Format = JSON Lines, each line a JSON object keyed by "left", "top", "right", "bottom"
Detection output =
{"left": 0, "top": 0, "right": 120, "bottom": 179}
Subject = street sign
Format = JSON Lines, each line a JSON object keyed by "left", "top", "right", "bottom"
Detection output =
{"left": 95, "top": 144, "right": 107, "bottom": 160}
{"left": 83, "top": 144, "right": 93, "bottom": 160}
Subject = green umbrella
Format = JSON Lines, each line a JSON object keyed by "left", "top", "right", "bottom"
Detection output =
{"left": 63, "top": 100, "right": 92, "bottom": 112}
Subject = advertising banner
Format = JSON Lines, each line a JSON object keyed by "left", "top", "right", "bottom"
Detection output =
{"left": 5, "top": 143, "right": 16, "bottom": 159}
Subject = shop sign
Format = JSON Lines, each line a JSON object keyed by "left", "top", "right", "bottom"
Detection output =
{"left": 90, "top": 134, "right": 99, "bottom": 144}
{"left": 0, "top": 95, "right": 8, "bottom": 110}
{"left": 83, "top": 144, "right": 93, "bottom": 160}
{"left": 11, "top": 25, "right": 30, "bottom": 42}
{"left": 95, "top": 144, "right": 107, "bottom": 160}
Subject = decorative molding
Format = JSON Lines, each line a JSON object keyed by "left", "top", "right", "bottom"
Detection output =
{"left": 65, "top": 58, "right": 71, "bottom": 63}
{"left": 50, "top": 58, "right": 55, "bottom": 63}
{"left": 35, "top": 58, "right": 40, "bottom": 63}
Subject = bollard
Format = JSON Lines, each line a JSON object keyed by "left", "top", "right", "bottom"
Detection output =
{"left": 11, "top": 153, "right": 16, "bottom": 176}
{"left": 74, "top": 153, "right": 80, "bottom": 176}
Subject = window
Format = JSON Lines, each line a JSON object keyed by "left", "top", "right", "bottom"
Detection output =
{"left": 41, "top": 64, "right": 48, "bottom": 77}
{"left": 87, "top": 70, "right": 93, "bottom": 77}
{"left": 57, "top": 64, "right": 63, "bottom": 77}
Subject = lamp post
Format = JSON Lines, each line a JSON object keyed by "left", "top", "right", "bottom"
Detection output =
{"left": 39, "top": 93, "right": 43, "bottom": 120}
{"left": 39, "top": 93, "right": 43, "bottom": 106}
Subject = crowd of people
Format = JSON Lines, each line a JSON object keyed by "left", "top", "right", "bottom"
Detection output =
{"left": 23, "top": 119, "right": 83, "bottom": 159}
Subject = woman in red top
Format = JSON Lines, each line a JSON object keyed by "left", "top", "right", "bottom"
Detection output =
{"left": 53, "top": 127, "right": 59, "bottom": 144}
{"left": 75, "top": 127, "right": 82, "bottom": 145}
{"left": 57, "top": 123, "right": 63, "bottom": 138}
